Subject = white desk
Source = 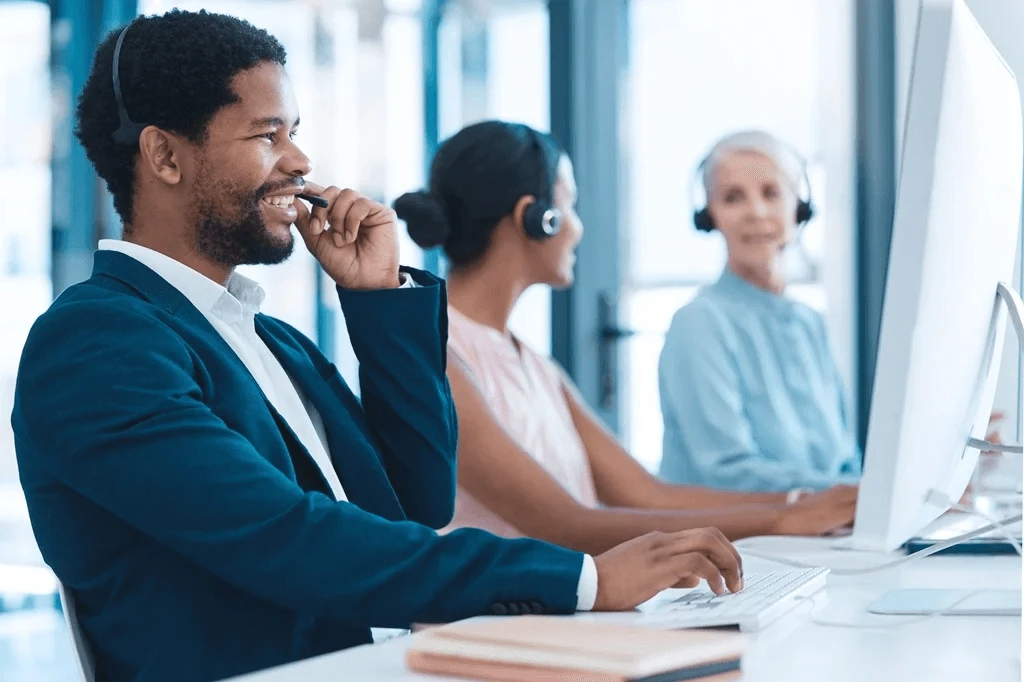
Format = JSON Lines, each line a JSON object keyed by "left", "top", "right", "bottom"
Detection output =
{"left": 229, "top": 538, "right": 1021, "bottom": 682}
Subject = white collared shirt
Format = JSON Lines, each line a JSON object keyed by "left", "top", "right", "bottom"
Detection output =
{"left": 97, "top": 239, "right": 598, "bottom": 614}
{"left": 99, "top": 239, "right": 349, "bottom": 502}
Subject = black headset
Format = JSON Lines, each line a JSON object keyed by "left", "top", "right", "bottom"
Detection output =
{"left": 523, "top": 202, "right": 563, "bottom": 240}
{"left": 520, "top": 128, "right": 563, "bottom": 240}
{"left": 111, "top": 22, "right": 146, "bottom": 145}
{"left": 691, "top": 141, "right": 815, "bottom": 232}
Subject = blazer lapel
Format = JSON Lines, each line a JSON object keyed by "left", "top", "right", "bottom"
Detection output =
{"left": 254, "top": 318, "right": 405, "bottom": 520}
{"left": 91, "top": 250, "right": 336, "bottom": 498}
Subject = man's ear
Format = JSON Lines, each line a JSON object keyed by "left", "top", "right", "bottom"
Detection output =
{"left": 137, "top": 126, "right": 183, "bottom": 186}
{"left": 511, "top": 195, "right": 536, "bottom": 236}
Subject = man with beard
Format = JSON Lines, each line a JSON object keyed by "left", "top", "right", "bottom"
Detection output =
{"left": 11, "top": 10, "right": 742, "bottom": 682}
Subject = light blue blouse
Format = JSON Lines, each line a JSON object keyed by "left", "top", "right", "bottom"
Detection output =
{"left": 657, "top": 269, "right": 862, "bottom": 492}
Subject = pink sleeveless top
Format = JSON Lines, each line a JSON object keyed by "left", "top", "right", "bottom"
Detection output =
{"left": 444, "top": 306, "right": 599, "bottom": 538}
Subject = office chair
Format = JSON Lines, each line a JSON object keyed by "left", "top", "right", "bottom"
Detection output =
{"left": 58, "top": 581, "right": 97, "bottom": 682}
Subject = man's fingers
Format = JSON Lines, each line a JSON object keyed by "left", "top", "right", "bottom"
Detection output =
{"left": 689, "top": 529, "right": 742, "bottom": 587}
{"left": 362, "top": 204, "right": 398, "bottom": 228}
{"left": 344, "top": 200, "right": 373, "bottom": 244}
{"left": 325, "top": 189, "right": 361, "bottom": 242}
{"left": 298, "top": 185, "right": 394, "bottom": 245}
{"left": 673, "top": 575, "right": 701, "bottom": 589}
{"left": 293, "top": 199, "right": 325, "bottom": 255}
{"left": 307, "top": 184, "right": 341, "bottom": 236}
{"left": 293, "top": 197, "right": 311, "bottom": 234}
{"left": 691, "top": 528, "right": 744, "bottom": 586}
{"left": 709, "top": 527, "right": 744, "bottom": 579}
{"left": 657, "top": 530, "right": 743, "bottom": 593}
{"left": 331, "top": 228, "right": 347, "bottom": 250}
{"left": 679, "top": 554, "right": 727, "bottom": 595}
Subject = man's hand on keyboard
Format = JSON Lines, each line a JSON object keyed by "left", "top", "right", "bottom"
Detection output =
{"left": 592, "top": 528, "right": 744, "bottom": 612}
{"left": 773, "top": 484, "right": 858, "bottom": 536}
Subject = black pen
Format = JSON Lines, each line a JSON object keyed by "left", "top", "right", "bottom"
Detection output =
{"left": 297, "top": 193, "right": 329, "bottom": 209}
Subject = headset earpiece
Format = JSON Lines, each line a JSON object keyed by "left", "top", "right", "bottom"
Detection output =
{"left": 693, "top": 207, "right": 715, "bottom": 232}
{"left": 796, "top": 199, "right": 814, "bottom": 225}
{"left": 691, "top": 157, "right": 717, "bottom": 232}
{"left": 523, "top": 201, "right": 562, "bottom": 240}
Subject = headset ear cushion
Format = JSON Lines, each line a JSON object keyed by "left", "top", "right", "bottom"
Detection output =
{"left": 693, "top": 208, "right": 715, "bottom": 232}
{"left": 796, "top": 200, "right": 814, "bottom": 225}
{"left": 544, "top": 208, "right": 563, "bottom": 237}
{"left": 523, "top": 202, "right": 561, "bottom": 239}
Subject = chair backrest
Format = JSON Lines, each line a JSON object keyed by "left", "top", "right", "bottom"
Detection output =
{"left": 58, "top": 581, "right": 97, "bottom": 682}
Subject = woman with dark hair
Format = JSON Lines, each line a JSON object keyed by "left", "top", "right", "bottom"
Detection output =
{"left": 394, "top": 120, "right": 856, "bottom": 555}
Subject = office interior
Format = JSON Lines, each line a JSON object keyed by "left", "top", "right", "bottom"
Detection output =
{"left": 0, "top": 0, "right": 1022, "bottom": 680}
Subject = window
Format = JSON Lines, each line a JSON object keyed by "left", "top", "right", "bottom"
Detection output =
{"left": 437, "top": 0, "right": 552, "bottom": 355}
{"left": 0, "top": 1, "right": 52, "bottom": 567}
{"left": 621, "top": 0, "right": 856, "bottom": 470}
{"left": 140, "top": 0, "right": 426, "bottom": 388}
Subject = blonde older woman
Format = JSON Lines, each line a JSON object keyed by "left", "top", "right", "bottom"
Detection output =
{"left": 658, "top": 131, "right": 862, "bottom": 495}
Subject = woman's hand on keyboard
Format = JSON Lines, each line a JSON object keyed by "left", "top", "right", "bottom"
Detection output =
{"left": 591, "top": 528, "right": 743, "bottom": 611}
{"left": 773, "top": 484, "right": 858, "bottom": 536}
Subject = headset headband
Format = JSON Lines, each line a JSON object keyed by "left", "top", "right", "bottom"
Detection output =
{"left": 111, "top": 22, "right": 146, "bottom": 145}
{"left": 690, "top": 138, "right": 815, "bottom": 229}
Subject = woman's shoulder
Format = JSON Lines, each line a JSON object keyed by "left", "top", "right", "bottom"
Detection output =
{"left": 789, "top": 300, "right": 830, "bottom": 336}
{"left": 665, "top": 288, "right": 734, "bottom": 343}
{"left": 446, "top": 306, "right": 492, "bottom": 373}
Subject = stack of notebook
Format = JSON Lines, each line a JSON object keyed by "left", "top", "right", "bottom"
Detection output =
{"left": 405, "top": 615, "right": 746, "bottom": 681}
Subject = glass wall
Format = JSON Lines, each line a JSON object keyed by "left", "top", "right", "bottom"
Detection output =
{"left": 0, "top": 1, "right": 52, "bottom": 566}
{"left": 620, "top": 0, "right": 857, "bottom": 470}
{"left": 140, "top": 0, "right": 426, "bottom": 388}
{"left": 436, "top": 0, "right": 553, "bottom": 355}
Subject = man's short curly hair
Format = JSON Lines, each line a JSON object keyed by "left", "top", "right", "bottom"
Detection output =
{"left": 75, "top": 10, "right": 287, "bottom": 228}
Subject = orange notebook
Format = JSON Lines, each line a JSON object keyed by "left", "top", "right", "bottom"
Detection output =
{"left": 404, "top": 616, "right": 746, "bottom": 681}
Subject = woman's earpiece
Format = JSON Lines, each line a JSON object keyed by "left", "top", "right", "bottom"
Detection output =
{"left": 523, "top": 201, "right": 562, "bottom": 240}
{"left": 693, "top": 206, "right": 716, "bottom": 232}
{"left": 795, "top": 199, "right": 815, "bottom": 225}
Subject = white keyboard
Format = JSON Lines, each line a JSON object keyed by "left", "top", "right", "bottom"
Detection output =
{"left": 630, "top": 568, "right": 829, "bottom": 632}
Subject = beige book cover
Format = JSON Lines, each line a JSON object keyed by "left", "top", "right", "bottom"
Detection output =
{"left": 405, "top": 616, "right": 746, "bottom": 681}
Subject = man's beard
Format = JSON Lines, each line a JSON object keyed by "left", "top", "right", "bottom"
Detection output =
{"left": 190, "top": 171, "right": 296, "bottom": 268}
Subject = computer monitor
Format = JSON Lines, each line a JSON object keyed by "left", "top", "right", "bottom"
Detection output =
{"left": 851, "top": 0, "right": 1023, "bottom": 552}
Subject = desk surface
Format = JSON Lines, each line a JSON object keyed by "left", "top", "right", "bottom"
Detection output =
{"left": 229, "top": 538, "right": 1021, "bottom": 682}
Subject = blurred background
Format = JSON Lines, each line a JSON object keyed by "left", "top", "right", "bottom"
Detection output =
{"left": 1, "top": 0, "right": 1023, "bottom": 678}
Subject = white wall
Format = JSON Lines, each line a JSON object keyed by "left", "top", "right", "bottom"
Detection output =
{"left": 896, "top": 0, "right": 1024, "bottom": 456}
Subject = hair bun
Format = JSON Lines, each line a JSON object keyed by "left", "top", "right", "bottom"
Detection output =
{"left": 394, "top": 191, "right": 450, "bottom": 248}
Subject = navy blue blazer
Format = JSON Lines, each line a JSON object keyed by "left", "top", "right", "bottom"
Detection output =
{"left": 11, "top": 251, "right": 584, "bottom": 682}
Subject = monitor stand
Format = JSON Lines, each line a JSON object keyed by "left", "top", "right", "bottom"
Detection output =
{"left": 966, "top": 282, "right": 1024, "bottom": 455}
{"left": 836, "top": 282, "right": 1024, "bottom": 554}
{"left": 844, "top": 283, "right": 1023, "bottom": 615}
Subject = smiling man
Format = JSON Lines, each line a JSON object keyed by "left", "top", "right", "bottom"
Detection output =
{"left": 10, "top": 10, "right": 742, "bottom": 682}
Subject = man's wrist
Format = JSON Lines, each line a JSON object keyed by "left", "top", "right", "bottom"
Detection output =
{"left": 576, "top": 554, "right": 598, "bottom": 611}
{"left": 334, "top": 272, "right": 405, "bottom": 291}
